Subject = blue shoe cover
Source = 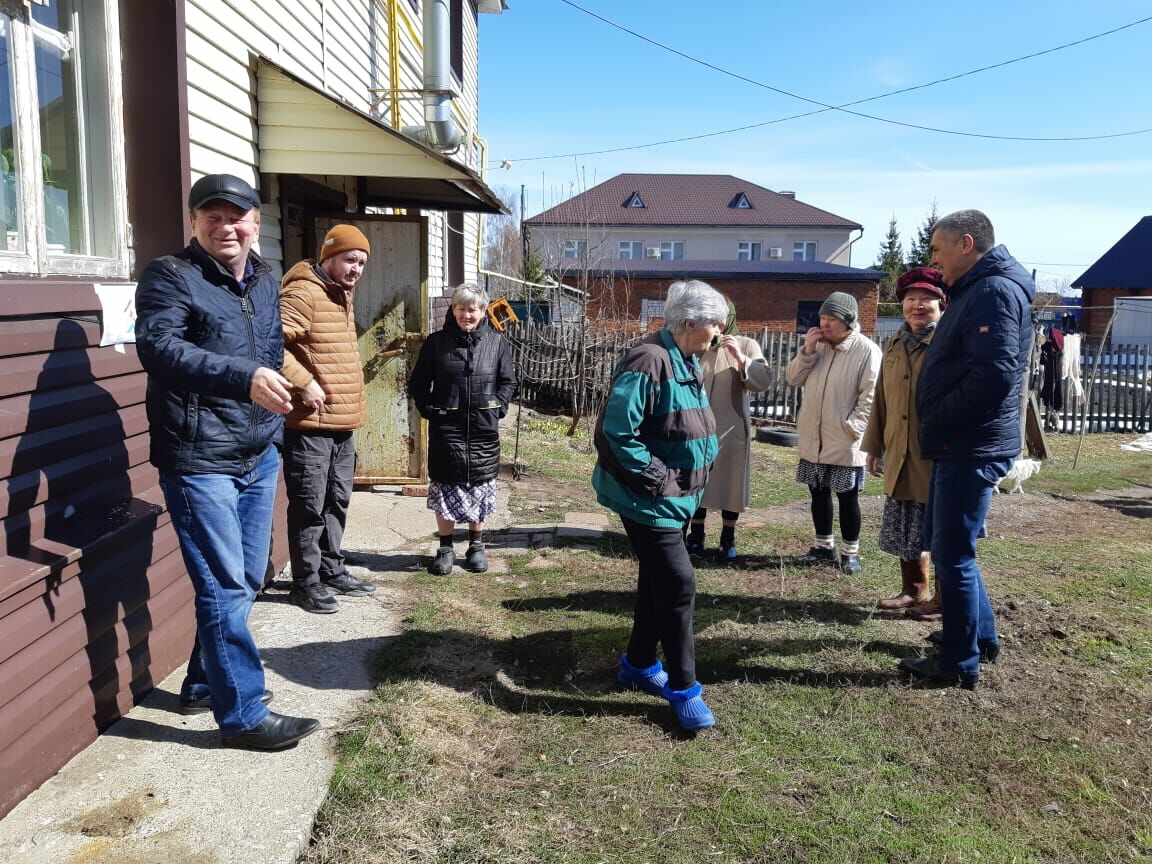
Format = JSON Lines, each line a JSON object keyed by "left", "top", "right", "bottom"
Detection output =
{"left": 617, "top": 655, "right": 668, "bottom": 697}
{"left": 662, "top": 681, "right": 716, "bottom": 731}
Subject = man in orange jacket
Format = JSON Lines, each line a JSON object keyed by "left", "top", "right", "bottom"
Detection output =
{"left": 280, "top": 225, "right": 376, "bottom": 613}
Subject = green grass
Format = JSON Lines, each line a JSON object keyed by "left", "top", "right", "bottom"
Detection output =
{"left": 303, "top": 427, "right": 1152, "bottom": 864}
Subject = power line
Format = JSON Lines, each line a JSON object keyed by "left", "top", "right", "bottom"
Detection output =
{"left": 498, "top": 5, "right": 1152, "bottom": 162}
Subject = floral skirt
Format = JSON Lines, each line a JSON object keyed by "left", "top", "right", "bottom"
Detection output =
{"left": 427, "top": 480, "right": 497, "bottom": 524}
{"left": 878, "top": 496, "right": 927, "bottom": 560}
{"left": 795, "top": 459, "right": 865, "bottom": 494}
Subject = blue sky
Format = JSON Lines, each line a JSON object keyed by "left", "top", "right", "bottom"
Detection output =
{"left": 477, "top": 1, "right": 1152, "bottom": 293}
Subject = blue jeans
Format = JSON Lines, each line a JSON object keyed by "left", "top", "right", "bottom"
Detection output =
{"left": 160, "top": 445, "right": 279, "bottom": 734}
{"left": 926, "top": 458, "right": 1012, "bottom": 677}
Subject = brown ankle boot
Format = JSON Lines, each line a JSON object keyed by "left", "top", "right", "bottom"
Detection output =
{"left": 905, "top": 571, "right": 942, "bottom": 621}
{"left": 878, "top": 557, "right": 930, "bottom": 609}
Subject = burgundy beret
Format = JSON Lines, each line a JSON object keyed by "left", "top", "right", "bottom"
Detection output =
{"left": 896, "top": 266, "right": 948, "bottom": 306}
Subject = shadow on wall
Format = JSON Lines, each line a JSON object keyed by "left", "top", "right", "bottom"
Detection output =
{"left": 6, "top": 319, "right": 161, "bottom": 732}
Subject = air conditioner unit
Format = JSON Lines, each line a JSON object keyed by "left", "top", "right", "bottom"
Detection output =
{"left": 645, "top": 247, "right": 661, "bottom": 259}
{"left": 767, "top": 247, "right": 783, "bottom": 259}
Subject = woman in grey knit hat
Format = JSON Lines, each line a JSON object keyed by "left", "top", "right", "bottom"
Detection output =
{"left": 785, "top": 291, "right": 881, "bottom": 573}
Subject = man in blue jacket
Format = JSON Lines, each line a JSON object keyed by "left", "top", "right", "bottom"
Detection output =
{"left": 135, "top": 174, "right": 320, "bottom": 749}
{"left": 900, "top": 209, "right": 1034, "bottom": 689}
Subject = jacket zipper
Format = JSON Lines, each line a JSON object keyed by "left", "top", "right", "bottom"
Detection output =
{"left": 240, "top": 289, "right": 258, "bottom": 465}
{"left": 815, "top": 349, "right": 837, "bottom": 462}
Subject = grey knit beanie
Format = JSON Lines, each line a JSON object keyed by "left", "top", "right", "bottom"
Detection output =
{"left": 818, "top": 291, "right": 858, "bottom": 326}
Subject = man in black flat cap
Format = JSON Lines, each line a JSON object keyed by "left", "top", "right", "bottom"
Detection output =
{"left": 135, "top": 174, "right": 319, "bottom": 750}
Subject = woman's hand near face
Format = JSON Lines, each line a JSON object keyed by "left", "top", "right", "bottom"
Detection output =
{"left": 719, "top": 334, "right": 747, "bottom": 368}
{"left": 802, "top": 327, "right": 823, "bottom": 355}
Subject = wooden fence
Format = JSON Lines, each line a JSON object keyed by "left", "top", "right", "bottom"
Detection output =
{"left": 507, "top": 324, "right": 1152, "bottom": 434}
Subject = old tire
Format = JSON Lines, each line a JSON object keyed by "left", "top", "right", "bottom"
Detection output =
{"left": 756, "top": 427, "right": 799, "bottom": 447}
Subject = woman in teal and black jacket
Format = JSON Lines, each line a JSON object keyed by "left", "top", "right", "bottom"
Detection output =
{"left": 593, "top": 279, "right": 726, "bottom": 731}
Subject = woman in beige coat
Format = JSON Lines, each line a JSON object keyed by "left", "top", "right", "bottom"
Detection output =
{"left": 785, "top": 292, "right": 881, "bottom": 574}
{"left": 862, "top": 267, "right": 947, "bottom": 614}
{"left": 686, "top": 301, "right": 772, "bottom": 562}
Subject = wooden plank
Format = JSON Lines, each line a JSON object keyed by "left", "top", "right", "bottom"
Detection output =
{"left": 0, "top": 345, "right": 144, "bottom": 399}
{"left": 0, "top": 403, "right": 148, "bottom": 479}
{"left": 0, "top": 372, "right": 146, "bottom": 439}
{"left": 0, "top": 318, "right": 103, "bottom": 359}
{"left": 0, "top": 281, "right": 102, "bottom": 316}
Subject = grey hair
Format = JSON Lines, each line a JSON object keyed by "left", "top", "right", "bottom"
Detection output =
{"left": 450, "top": 283, "right": 489, "bottom": 308}
{"left": 663, "top": 279, "right": 729, "bottom": 333}
{"left": 933, "top": 209, "right": 995, "bottom": 254}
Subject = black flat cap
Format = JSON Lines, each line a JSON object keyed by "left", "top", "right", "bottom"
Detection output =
{"left": 188, "top": 173, "right": 261, "bottom": 212}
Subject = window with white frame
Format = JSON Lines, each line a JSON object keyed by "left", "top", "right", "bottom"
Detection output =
{"left": 792, "top": 241, "right": 817, "bottom": 262}
{"left": 562, "top": 239, "right": 587, "bottom": 260}
{"left": 618, "top": 240, "right": 643, "bottom": 260}
{"left": 0, "top": 0, "right": 126, "bottom": 276}
{"left": 738, "top": 241, "right": 761, "bottom": 261}
{"left": 659, "top": 241, "right": 683, "bottom": 261}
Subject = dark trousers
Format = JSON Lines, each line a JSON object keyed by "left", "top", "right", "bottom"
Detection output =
{"left": 621, "top": 516, "right": 697, "bottom": 691}
{"left": 284, "top": 429, "right": 356, "bottom": 588}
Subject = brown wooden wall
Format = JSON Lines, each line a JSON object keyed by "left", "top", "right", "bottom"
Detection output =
{"left": 0, "top": 281, "right": 184, "bottom": 814}
{"left": 1080, "top": 287, "right": 1152, "bottom": 343}
{"left": 0, "top": 282, "right": 294, "bottom": 818}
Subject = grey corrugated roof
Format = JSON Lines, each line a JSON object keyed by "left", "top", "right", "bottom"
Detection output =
{"left": 1073, "top": 216, "right": 1152, "bottom": 289}
{"left": 551, "top": 259, "right": 883, "bottom": 281}
{"left": 525, "top": 174, "right": 860, "bottom": 229}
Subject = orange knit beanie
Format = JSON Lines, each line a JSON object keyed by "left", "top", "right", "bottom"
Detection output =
{"left": 320, "top": 225, "right": 371, "bottom": 261}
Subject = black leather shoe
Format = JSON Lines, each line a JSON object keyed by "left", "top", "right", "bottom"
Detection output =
{"left": 464, "top": 543, "right": 488, "bottom": 573}
{"left": 221, "top": 711, "right": 320, "bottom": 750}
{"left": 429, "top": 546, "right": 455, "bottom": 575}
{"left": 796, "top": 546, "right": 837, "bottom": 565}
{"left": 925, "top": 630, "right": 1000, "bottom": 663}
{"left": 839, "top": 553, "right": 862, "bottom": 574}
{"left": 179, "top": 689, "right": 273, "bottom": 716}
{"left": 898, "top": 656, "right": 978, "bottom": 690}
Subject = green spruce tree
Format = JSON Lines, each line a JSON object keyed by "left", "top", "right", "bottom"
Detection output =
{"left": 906, "top": 200, "right": 939, "bottom": 269}
{"left": 874, "top": 215, "right": 904, "bottom": 303}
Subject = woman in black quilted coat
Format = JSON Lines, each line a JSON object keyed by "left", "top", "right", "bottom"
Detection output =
{"left": 407, "top": 284, "right": 516, "bottom": 575}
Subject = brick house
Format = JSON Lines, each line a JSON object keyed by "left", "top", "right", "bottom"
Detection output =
{"left": 1073, "top": 216, "right": 1152, "bottom": 342}
{"left": 523, "top": 173, "right": 881, "bottom": 332}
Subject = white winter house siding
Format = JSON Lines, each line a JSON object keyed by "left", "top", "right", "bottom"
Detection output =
{"left": 183, "top": 0, "right": 490, "bottom": 287}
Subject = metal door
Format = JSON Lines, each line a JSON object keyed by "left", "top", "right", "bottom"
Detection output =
{"left": 313, "top": 214, "right": 427, "bottom": 483}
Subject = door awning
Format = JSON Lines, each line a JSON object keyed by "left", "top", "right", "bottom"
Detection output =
{"left": 256, "top": 60, "right": 506, "bottom": 214}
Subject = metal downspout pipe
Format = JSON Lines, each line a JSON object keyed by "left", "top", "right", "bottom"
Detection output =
{"left": 403, "top": 0, "right": 462, "bottom": 151}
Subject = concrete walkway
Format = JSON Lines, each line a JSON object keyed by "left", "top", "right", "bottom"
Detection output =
{"left": 0, "top": 486, "right": 608, "bottom": 864}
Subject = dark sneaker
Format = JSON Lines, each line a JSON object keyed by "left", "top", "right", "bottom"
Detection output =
{"left": 179, "top": 689, "right": 274, "bottom": 716}
{"left": 898, "top": 655, "right": 978, "bottom": 690}
{"left": 796, "top": 546, "right": 837, "bottom": 565}
{"left": 429, "top": 546, "right": 455, "bottom": 575}
{"left": 290, "top": 583, "right": 339, "bottom": 614}
{"left": 925, "top": 630, "right": 1000, "bottom": 664}
{"left": 464, "top": 543, "right": 488, "bottom": 573}
{"left": 322, "top": 572, "right": 376, "bottom": 596}
{"left": 840, "top": 553, "right": 862, "bottom": 574}
{"left": 684, "top": 538, "right": 706, "bottom": 557}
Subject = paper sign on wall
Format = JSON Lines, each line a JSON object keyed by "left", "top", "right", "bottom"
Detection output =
{"left": 95, "top": 283, "right": 138, "bottom": 349}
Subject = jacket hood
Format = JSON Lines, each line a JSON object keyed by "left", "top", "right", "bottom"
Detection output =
{"left": 954, "top": 245, "right": 1036, "bottom": 303}
{"left": 441, "top": 310, "right": 491, "bottom": 338}
{"left": 282, "top": 258, "right": 350, "bottom": 299}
